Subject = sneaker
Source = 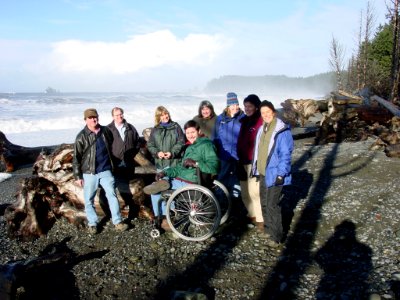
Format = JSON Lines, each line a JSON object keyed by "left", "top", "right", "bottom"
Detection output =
{"left": 88, "top": 226, "right": 98, "bottom": 235}
{"left": 115, "top": 222, "right": 129, "bottom": 231}
{"left": 143, "top": 180, "right": 170, "bottom": 195}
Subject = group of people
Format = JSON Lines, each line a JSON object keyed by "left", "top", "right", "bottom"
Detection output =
{"left": 72, "top": 92, "right": 294, "bottom": 247}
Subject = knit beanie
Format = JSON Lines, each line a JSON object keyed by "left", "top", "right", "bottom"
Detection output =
{"left": 226, "top": 92, "right": 239, "bottom": 106}
{"left": 243, "top": 94, "right": 261, "bottom": 108}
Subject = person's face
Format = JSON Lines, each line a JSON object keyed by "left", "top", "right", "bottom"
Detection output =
{"left": 201, "top": 106, "right": 212, "bottom": 118}
{"left": 85, "top": 116, "right": 99, "bottom": 130}
{"left": 260, "top": 106, "right": 275, "bottom": 124}
{"left": 185, "top": 127, "right": 199, "bottom": 144}
{"left": 113, "top": 109, "right": 124, "bottom": 125}
{"left": 228, "top": 104, "right": 240, "bottom": 117}
{"left": 244, "top": 102, "right": 257, "bottom": 117}
{"left": 160, "top": 112, "right": 170, "bottom": 123}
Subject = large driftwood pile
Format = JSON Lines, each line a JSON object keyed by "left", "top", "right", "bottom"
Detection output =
{"left": 3, "top": 133, "right": 156, "bottom": 240}
{"left": 281, "top": 91, "right": 400, "bottom": 157}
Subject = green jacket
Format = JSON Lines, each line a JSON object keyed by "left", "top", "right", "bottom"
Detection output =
{"left": 147, "top": 121, "right": 185, "bottom": 170}
{"left": 165, "top": 137, "right": 219, "bottom": 183}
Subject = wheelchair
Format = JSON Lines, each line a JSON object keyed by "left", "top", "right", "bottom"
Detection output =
{"left": 150, "top": 171, "right": 231, "bottom": 242}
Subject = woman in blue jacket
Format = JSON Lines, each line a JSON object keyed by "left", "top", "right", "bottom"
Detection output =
{"left": 213, "top": 92, "right": 244, "bottom": 199}
{"left": 252, "top": 100, "right": 294, "bottom": 247}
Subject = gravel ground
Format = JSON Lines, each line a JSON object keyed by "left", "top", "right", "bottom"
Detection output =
{"left": 0, "top": 137, "right": 399, "bottom": 300}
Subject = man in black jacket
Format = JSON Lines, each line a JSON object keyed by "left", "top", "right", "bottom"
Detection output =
{"left": 107, "top": 107, "right": 140, "bottom": 179}
{"left": 73, "top": 108, "right": 128, "bottom": 234}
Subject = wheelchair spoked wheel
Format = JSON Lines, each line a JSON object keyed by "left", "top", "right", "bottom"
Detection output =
{"left": 165, "top": 184, "right": 221, "bottom": 242}
{"left": 210, "top": 180, "right": 231, "bottom": 225}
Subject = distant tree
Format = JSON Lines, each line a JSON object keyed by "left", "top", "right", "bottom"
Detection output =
{"left": 388, "top": 0, "right": 400, "bottom": 104}
{"left": 329, "top": 35, "right": 345, "bottom": 91}
{"left": 369, "top": 23, "right": 393, "bottom": 97}
{"left": 362, "top": 1, "right": 376, "bottom": 88}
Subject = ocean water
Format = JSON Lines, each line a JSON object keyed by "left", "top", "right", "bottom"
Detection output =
{"left": 0, "top": 91, "right": 319, "bottom": 147}
{"left": 0, "top": 92, "right": 224, "bottom": 147}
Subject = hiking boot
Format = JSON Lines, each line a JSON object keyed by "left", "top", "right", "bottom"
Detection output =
{"left": 88, "top": 226, "right": 98, "bottom": 235}
{"left": 143, "top": 180, "right": 170, "bottom": 195}
{"left": 255, "top": 222, "right": 265, "bottom": 233}
{"left": 161, "top": 219, "right": 172, "bottom": 231}
{"left": 115, "top": 222, "right": 129, "bottom": 232}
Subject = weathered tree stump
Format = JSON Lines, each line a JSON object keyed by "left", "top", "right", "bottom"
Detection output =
{"left": 3, "top": 137, "right": 157, "bottom": 240}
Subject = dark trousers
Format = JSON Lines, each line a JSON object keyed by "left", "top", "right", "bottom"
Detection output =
{"left": 259, "top": 175, "right": 283, "bottom": 243}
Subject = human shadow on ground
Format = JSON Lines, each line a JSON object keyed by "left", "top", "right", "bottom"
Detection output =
{"left": 258, "top": 141, "right": 377, "bottom": 299}
{"left": 314, "top": 220, "right": 373, "bottom": 299}
{"left": 8, "top": 237, "right": 109, "bottom": 300}
{"left": 149, "top": 205, "right": 252, "bottom": 300}
{"left": 281, "top": 169, "right": 313, "bottom": 241}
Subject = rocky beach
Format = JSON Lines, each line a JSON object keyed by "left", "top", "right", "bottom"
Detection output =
{"left": 0, "top": 136, "right": 399, "bottom": 300}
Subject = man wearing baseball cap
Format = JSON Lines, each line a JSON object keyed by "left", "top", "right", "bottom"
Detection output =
{"left": 73, "top": 108, "right": 128, "bottom": 234}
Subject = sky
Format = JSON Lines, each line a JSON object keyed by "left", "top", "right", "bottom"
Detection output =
{"left": 0, "top": 0, "right": 389, "bottom": 93}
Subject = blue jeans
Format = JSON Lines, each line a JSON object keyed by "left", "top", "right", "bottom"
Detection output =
{"left": 151, "top": 178, "right": 188, "bottom": 216}
{"left": 83, "top": 170, "right": 122, "bottom": 226}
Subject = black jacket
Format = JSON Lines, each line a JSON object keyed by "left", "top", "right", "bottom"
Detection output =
{"left": 73, "top": 125, "right": 115, "bottom": 180}
{"left": 107, "top": 120, "right": 140, "bottom": 169}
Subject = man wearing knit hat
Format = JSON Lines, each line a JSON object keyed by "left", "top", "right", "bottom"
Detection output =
{"left": 213, "top": 92, "right": 244, "bottom": 201}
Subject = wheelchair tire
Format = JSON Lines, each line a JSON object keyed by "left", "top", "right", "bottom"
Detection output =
{"left": 165, "top": 184, "right": 221, "bottom": 242}
{"left": 210, "top": 180, "right": 231, "bottom": 225}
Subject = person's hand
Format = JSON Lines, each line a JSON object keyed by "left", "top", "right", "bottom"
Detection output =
{"left": 163, "top": 152, "right": 172, "bottom": 159}
{"left": 157, "top": 152, "right": 165, "bottom": 159}
{"left": 275, "top": 175, "right": 284, "bottom": 185}
{"left": 183, "top": 158, "right": 197, "bottom": 168}
{"left": 155, "top": 171, "right": 165, "bottom": 181}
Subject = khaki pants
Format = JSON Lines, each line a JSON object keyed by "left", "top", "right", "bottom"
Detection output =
{"left": 239, "top": 164, "right": 264, "bottom": 222}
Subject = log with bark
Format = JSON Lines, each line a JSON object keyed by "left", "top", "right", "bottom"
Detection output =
{"left": 281, "top": 91, "right": 400, "bottom": 157}
{"left": 3, "top": 135, "right": 157, "bottom": 240}
{"left": 0, "top": 131, "right": 58, "bottom": 172}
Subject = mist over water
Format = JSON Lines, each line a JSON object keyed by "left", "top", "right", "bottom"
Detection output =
{"left": 0, "top": 91, "right": 323, "bottom": 147}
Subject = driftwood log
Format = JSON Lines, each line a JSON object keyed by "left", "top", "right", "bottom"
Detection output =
{"left": 3, "top": 133, "right": 157, "bottom": 240}
{"left": 0, "top": 131, "right": 58, "bottom": 172}
{"left": 281, "top": 91, "right": 400, "bottom": 156}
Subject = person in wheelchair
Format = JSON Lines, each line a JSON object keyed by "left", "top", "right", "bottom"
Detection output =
{"left": 144, "top": 120, "right": 219, "bottom": 231}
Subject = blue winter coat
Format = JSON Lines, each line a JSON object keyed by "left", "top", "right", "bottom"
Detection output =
{"left": 251, "top": 117, "right": 294, "bottom": 188}
{"left": 213, "top": 109, "right": 245, "bottom": 161}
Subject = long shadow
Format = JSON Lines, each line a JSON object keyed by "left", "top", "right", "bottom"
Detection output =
{"left": 8, "top": 237, "right": 109, "bottom": 299}
{"left": 151, "top": 217, "right": 249, "bottom": 299}
{"left": 314, "top": 220, "right": 373, "bottom": 299}
{"left": 259, "top": 140, "right": 377, "bottom": 299}
{"left": 259, "top": 142, "right": 340, "bottom": 299}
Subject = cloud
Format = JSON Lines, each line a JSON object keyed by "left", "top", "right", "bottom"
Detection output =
{"left": 47, "top": 30, "right": 228, "bottom": 74}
